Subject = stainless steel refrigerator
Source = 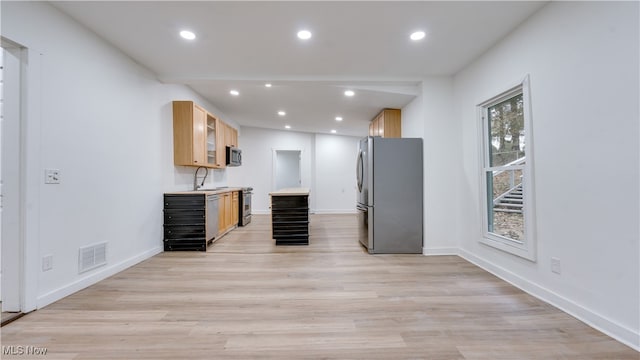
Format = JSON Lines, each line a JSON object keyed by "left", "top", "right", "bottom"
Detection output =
{"left": 356, "top": 136, "right": 423, "bottom": 253}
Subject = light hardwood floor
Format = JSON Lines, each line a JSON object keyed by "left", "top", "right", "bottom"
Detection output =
{"left": 1, "top": 214, "right": 636, "bottom": 359}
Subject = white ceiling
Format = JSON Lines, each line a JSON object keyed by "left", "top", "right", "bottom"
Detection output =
{"left": 51, "top": 1, "right": 547, "bottom": 137}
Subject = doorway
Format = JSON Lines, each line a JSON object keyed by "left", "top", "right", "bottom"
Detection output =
{"left": 1, "top": 41, "right": 24, "bottom": 324}
{"left": 273, "top": 150, "right": 302, "bottom": 190}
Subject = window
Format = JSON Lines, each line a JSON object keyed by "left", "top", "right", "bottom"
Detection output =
{"left": 479, "top": 76, "right": 536, "bottom": 260}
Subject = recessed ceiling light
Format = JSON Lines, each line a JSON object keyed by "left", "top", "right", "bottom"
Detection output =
{"left": 331, "top": 129, "right": 337, "bottom": 134}
{"left": 335, "top": 116, "right": 343, "bottom": 121}
{"left": 410, "top": 31, "right": 426, "bottom": 41}
{"left": 285, "top": 125, "right": 291, "bottom": 129}
{"left": 265, "top": 83, "right": 272, "bottom": 88}
{"left": 278, "top": 111, "right": 286, "bottom": 116}
{"left": 179, "top": 30, "right": 196, "bottom": 40}
{"left": 344, "top": 90, "right": 355, "bottom": 97}
{"left": 229, "top": 90, "right": 239, "bottom": 96}
{"left": 297, "top": 30, "right": 312, "bottom": 40}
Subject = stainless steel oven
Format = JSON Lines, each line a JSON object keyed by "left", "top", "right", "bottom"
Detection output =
{"left": 239, "top": 187, "right": 252, "bottom": 226}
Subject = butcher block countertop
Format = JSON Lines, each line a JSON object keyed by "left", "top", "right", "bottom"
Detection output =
{"left": 164, "top": 187, "right": 243, "bottom": 195}
{"left": 269, "top": 187, "right": 310, "bottom": 196}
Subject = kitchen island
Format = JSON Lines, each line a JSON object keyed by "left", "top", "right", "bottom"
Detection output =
{"left": 269, "top": 188, "right": 310, "bottom": 245}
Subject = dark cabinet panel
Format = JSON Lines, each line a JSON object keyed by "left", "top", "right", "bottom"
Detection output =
{"left": 163, "top": 194, "right": 207, "bottom": 251}
{"left": 164, "top": 194, "right": 205, "bottom": 209}
{"left": 164, "top": 209, "right": 205, "bottom": 225}
{"left": 270, "top": 195, "right": 309, "bottom": 245}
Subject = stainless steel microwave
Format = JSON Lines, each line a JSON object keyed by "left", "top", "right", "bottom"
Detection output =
{"left": 226, "top": 146, "right": 242, "bottom": 166}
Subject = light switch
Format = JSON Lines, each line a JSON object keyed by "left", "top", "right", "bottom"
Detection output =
{"left": 45, "top": 169, "right": 61, "bottom": 184}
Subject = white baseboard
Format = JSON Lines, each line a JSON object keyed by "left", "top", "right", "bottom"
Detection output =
{"left": 458, "top": 248, "right": 640, "bottom": 352}
{"left": 37, "top": 246, "right": 163, "bottom": 309}
{"left": 423, "top": 247, "right": 459, "bottom": 256}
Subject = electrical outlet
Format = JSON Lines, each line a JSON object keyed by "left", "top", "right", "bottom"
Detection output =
{"left": 45, "top": 169, "right": 61, "bottom": 184}
{"left": 42, "top": 255, "right": 53, "bottom": 271}
{"left": 551, "top": 257, "right": 561, "bottom": 274}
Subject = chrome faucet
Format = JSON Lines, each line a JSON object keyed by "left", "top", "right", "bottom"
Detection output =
{"left": 193, "top": 166, "right": 209, "bottom": 190}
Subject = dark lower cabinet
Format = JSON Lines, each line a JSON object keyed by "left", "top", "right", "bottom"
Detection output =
{"left": 270, "top": 194, "right": 309, "bottom": 245}
{"left": 163, "top": 194, "right": 206, "bottom": 251}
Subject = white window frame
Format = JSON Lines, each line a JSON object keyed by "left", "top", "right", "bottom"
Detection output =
{"left": 478, "top": 75, "right": 536, "bottom": 261}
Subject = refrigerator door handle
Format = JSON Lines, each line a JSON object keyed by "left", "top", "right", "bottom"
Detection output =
{"left": 356, "top": 150, "right": 364, "bottom": 193}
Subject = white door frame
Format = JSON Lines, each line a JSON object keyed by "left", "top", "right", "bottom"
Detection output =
{"left": 2, "top": 42, "right": 23, "bottom": 312}
{"left": 272, "top": 148, "right": 302, "bottom": 191}
{"left": 1, "top": 37, "right": 41, "bottom": 313}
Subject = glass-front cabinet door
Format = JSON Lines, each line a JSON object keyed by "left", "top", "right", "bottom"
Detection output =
{"left": 206, "top": 113, "right": 217, "bottom": 167}
{"left": 192, "top": 104, "right": 207, "bottom": 165}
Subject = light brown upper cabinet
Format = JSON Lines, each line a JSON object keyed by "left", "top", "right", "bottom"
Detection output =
{"left": 368, "top": 118, "right": 375, "bottom": 136}
{"left": 214, "top": 115, "right": 226, "bottom": 169}
{"left": 368, "top": 109, "right": 401, "bottom": 138}
{"left": 225, "top": 124, "right": 238, "bottom": 148}
{"left": 173, "top": 101, "right": 238, "bottom": 169}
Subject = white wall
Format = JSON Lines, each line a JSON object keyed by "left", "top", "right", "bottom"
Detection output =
{"left": 314, "top": 134, "right": 359, "bottom": 213}
{"left": 400, "top": 90, "right": 424, "bottom": 138}
{"left": 227, "top": 126, "right": 314, "bottom": 213}
{"left": 421, "top": 79, "right": 459, "bottom": 254}
{"left": 227, "top": 126, "right": 360, "bottom": 214}
{"left": 2, "top": 1, "right": 239, "bottom": 309}
{"left": 453, "top": 1, "right": 639, "bottom": 348}
{"left": 402, "top": 78, "right": 459, "bottom": 255}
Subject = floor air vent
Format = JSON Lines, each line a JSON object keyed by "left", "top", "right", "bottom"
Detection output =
{"left": 78, "top": 242, "right": 107, "bottom": 274}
